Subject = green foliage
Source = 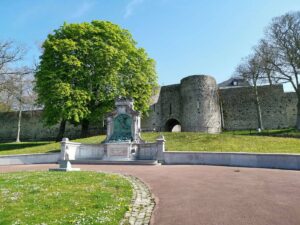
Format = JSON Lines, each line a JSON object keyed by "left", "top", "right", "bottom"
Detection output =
{"left": 0, "top": 172, "right": 132, "bottom": 225}
{"left": 35, "top": 21, "right": 157, "bottom": 126}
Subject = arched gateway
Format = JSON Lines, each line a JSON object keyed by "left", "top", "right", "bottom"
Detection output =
{"left": 165, "top": 118, "right": 181, "bottom": 132}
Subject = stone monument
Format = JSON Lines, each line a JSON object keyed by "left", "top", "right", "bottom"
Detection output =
{"left": 104, "top": 97, "right": 142, "bottom": 160}
{"left": 56, "top": 97, "right": 165, "bottom": 164}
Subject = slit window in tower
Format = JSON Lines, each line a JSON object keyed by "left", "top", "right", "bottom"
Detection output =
{"left": 169, "top": 103, "right": 172, "bottom": 115}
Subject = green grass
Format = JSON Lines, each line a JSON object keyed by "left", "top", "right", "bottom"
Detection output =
{"left": 1, "top": 131, "right": 300, "bottom": 155}
{"left": 0, "top": 141, "right": 59, "bottom": 155}
{"left": 0, "top": 171, "right": 132, "bottom": 225}
{"left": 0, "top": 136, "right": 107, "bottom": 156}
{"left": 142, "top": 132, "right": 300, "bottom": 153}
{"left": 224, "top": 128, "right": 300, "bottom": 138}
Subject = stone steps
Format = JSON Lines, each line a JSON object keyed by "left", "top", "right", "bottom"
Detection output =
{"left": 68, "top": 159, "right": 160, "bottom": 165}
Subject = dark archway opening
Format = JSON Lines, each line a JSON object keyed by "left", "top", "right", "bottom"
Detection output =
{"left": 165, "top": 119, "right": 181, "bottom": 132}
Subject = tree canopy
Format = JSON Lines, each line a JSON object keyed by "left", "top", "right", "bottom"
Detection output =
{"left": 35, "top": 21, "right": 158, "bottom": 137}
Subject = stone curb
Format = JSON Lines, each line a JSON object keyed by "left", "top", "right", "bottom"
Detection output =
{"left": 120, "top": 175, "right": 155, "bottom": 225}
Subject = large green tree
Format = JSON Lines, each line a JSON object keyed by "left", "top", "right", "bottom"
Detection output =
{"left": 35, "top": 21, "right": 157, "bottom": 140}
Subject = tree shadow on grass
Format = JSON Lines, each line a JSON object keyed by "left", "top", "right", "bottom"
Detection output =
{"left": 0, "top": 142, "right": 52, "bottom": 152}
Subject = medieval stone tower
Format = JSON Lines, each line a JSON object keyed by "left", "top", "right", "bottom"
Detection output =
{"left": 142, "top": 75, "right": 222, "bottom": 133}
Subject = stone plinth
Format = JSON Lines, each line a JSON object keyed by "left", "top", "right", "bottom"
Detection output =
{"left": 57, "top": 98, "right": 163, "bottom": 163}
{"left": 49, "top": 160, "right": 80, "bottom": 172}
{"left": 105, "top": 142, "right": 133, "bottom": 160}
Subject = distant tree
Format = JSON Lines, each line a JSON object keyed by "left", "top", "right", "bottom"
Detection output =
{"left": 0, "top": 40, "right": 32, "bottom": 142}
{"left": 234, "top": 11, "right": 300, "bottom": 129}
{"left": 261, "top": 12, "right": 300, "bottom": 129}
{"left": 0, "top": 89, "right": 14, "bottom": 112}
{"left": 0, "top": 40, "right": 25, "bottom": 110}
{"left": 235, "top": 53, "right": 265, "bottom": 130}
{"left": 0, "top": 40, "right": 36, "bottom": 141}
{"left": 35, "top": 21, "right": 157, "bottom": 140}
{"left": 0, "top": 40, "right": 24, "bottom": 88}
{"left": 254, "top": 40, "right": 278, "bottom": 86}
{"left": 4, "top": 67, "right": 35, "bottom": 142}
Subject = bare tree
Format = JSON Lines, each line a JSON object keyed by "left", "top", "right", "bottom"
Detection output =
{"left": 254, "top": 40, "right": 279, "bottom": 86}
{"left": 0, "top": 40, "right": 26, "bottom": 109}
{"left": 0, "top": 41, "right": 25, "bottom": 88}
{"left": 262, "top": 12, "right": 300, "bottom": 128}
{"left": 0, "top": 87, "right": 14, "bottom": 111}
{"left": 0, "top": 40, "right": 35, "bottom": 142}
{"left": 235, "top": 53, "right": 265, "bottom": 130}
{"left": 4, "top": 68, "right": 35, "bottom": 142}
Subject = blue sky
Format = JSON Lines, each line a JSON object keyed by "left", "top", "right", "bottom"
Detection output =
{"left": 0, "top": 0, "right": 299, "bottom": 86}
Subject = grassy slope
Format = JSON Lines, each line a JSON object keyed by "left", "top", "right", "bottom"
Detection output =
{"left": 1, "top": 132, "right": 300, "bottom": 155}
{"left": 224, "top": 128, "right": 300, "bottom": 138}
{"left": 0, "top": 171, "right": 132, "bottom": 225}
{"left": 0, "top": 136, "right": 106, "bottom": 156}
{"left": 142, "top": 132, "right": 300, "bottom": 153}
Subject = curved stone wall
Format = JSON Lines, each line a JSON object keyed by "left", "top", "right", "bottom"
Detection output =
{"left": 180, "top": 75, "right": 221, "bottom": 133}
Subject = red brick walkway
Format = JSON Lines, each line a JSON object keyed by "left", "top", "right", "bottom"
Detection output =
{"left": 1, "top": 164, "right": 300, "bottom": 225}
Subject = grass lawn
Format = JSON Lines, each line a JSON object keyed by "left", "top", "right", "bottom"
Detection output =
{"left": 0, "top": 136, "right": 106, "bottom": 156}
{"left": 0, "top": 171, "right": 132, "bottom": 225}
{"left": 0, "top": 141, "right": 59, "bottom": 156}
{"left": 142, "top": 132, "right": 300, "bottom": 153}
{"left": 224, "top": 128, "right": 300, "bottom": 138}
{"left": 1, "top": 131, "right": 300, "bottom": 155}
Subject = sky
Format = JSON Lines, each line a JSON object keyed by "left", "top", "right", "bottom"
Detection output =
{"left": 0, "top": 0, "right": 299, "bottom": 86}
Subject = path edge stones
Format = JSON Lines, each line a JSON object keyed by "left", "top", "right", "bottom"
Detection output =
{"left": 120, "top": 175, "right": 156, "bottom": 225}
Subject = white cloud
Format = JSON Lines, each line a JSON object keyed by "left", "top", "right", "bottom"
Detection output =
{"left": 71, "top": 1, "right": 94, "bottom": 19}
{"left": 124, "top": 0, "right": 144, "bottom": 18}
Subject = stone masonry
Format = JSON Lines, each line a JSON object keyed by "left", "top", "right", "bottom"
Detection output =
{"left": 0, "top": 74, "right": 298, "bottom": 141}
{"left": 120, "top": 175, "right": 155, "bottom": 225}
{"left": 142, "top": 75, "right": 222, "bottom": 133}
{"left": 142, "top": 75, "right": 298, "bottom": 131}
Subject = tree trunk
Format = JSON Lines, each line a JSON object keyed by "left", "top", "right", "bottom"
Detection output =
{"left": 296, "top": 91, "right": 300, "bottom": 130}
{"left": 219, "top": 99, "right": 225, "bottom": 130}
{"left": 254, "top": 84, "right": 264, "bottom": 130}
{"left": 56, "top": 120, "right": 66, "bottom": 142}
{"left": 267, "top": 71, "right": 273, "bottom": 86}
{"left": 16, "top": 108, "right": 22, "bottom": 142}
{"left": 81, "top": 119, "right": 90, "bottom": 138}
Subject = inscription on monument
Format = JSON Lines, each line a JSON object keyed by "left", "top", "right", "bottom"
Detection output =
{"left": 106, "top": 143, "right": 130, "bottom": 158}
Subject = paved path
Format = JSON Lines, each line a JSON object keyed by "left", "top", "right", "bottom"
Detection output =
{"left": 1, "top": 164, "right": 300, "bottom": 225}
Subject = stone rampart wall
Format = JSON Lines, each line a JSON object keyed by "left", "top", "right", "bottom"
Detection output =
{"left": 284, "top": 92, "right": 298, "bottom": 127}
{"left": 142, "top": 75, "right": 221, "bottom": 132}
{"left": 0, "top": 110, "right": 104, "bottom": 141}
{"left": 0, "top": 79, "right": 298, "bottom": 141}
{"left": 141, "top": 84, "right": 182, "bottom": 132}
{"left": 219, "top": 85, "right": 296, "bottom": 130}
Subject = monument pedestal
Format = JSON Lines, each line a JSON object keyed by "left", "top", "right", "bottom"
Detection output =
{"left": 104, "top": 142, "right": 135, "bottom": 160}
{"left": 49, "top": 160, "right": 81, "bottom": 172}
{"left": 57, "top": 98, "right": 162, "bottom": 165}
